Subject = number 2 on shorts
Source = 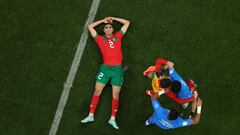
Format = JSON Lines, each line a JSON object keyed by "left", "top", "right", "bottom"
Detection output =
{"left": 98, "top": 72, "right": 104, "bottom": 80}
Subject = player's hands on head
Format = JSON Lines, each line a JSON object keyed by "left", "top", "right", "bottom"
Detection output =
{"left": 104, "top": 17, "right": 113, "bottom": 24}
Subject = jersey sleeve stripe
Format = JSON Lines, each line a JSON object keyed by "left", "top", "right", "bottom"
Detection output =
{"left": 120, "top": 29, "right": 125, "bottom": 35}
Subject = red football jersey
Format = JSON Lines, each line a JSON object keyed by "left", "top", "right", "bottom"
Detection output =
{"left": 95, "top": 31, "right": 124, "bottom": 66}
{"left": 155, "top": 58, "right": 168, "bottom": 71}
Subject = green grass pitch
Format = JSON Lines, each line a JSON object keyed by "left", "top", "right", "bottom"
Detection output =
{"left": 0, "top": 0, "right": 239, "bottom": 134}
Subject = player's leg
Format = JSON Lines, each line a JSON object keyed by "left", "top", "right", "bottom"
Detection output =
{"left": 107, "top": 66, "right": 124, "bottom": 129}
{"left": 145, "top": 114, "right": 155, "bottom": 126}
{"left": 108, "top": 85, "right": 121, "bottom": 129}
{"left": 188, "top": 79, "right": 197, "bottom": 88}
{"left": 81, "top": 65, "right": 110, "bottom": 123}
{"left": 81, "top": 82, "right": 106, "bottom": 123}
{"left": 184, "top": 79, "right": 198, "bottom": 109}
{"left": 111, "top": 85, "right": 121, "bottom": 116}
{"left": 90, "top": 82, "right": 106, "bottom": 115}
{"left": 89, "top": 65, "right": 110, "bottom": 115}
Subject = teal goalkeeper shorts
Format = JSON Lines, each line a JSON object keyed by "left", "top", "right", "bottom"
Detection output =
{"left": 96, "top": 64, "right": 124, "bottom": 87}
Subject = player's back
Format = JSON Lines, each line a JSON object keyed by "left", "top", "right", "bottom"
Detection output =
{"left": 153, "top": 109, "right": 174, "bottom": 129}
{"left": 168, "top": 68, "right": 193, "bottom": 99}
{"left": 151, "top": 99, "right": 189, "bottom": 129}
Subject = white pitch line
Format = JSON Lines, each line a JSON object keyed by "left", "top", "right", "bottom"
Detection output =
{"left": 49, "top": 0, "right": 101, "bottom": 134}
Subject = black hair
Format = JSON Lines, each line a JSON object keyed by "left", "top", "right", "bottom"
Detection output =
{"left": 160, "top": 78, "right": 171, "bottom": 88}
{"left": 104, "top": 23, "right": 113, "bottom": 28}
{"left": 168, "top": 108, "right": 180, "bottom": 120}
{"left": 156, "top": 68, "right": 169, "bottom": 78}
{"left": 171, "top": 80, "right": 181, "bottom": 95}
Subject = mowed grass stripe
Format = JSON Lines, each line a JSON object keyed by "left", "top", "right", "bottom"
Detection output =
{"left": 49, "top": 0, "right": 101, "bottom": 135}
{"left": 0, "top": 0, "right": 94, "bottom": 134}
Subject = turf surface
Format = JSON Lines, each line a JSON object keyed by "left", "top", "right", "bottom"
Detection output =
{"left": 0, "top": 0, "right": 240, "bottom": 134}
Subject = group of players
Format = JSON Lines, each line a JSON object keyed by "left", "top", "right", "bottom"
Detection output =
{"left": 80, "top": 16, "right": 203, "bottom": 130}
{"left": 143, "top": 58, "right": 203, "bottom": 129}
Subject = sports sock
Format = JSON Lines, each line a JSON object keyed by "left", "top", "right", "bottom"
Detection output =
{"left": 89, "top": 95, "right": 100, "bottom": 114}
{"left": 188, "top": 79, "right": 197, "bottom": 88}
{"left": 111, "top": 98, "right": 119, "bottom": 117}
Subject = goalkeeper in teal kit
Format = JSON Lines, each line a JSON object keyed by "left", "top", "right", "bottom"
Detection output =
{"left": 145, "top": 95, "right": 203, "bottom": 129}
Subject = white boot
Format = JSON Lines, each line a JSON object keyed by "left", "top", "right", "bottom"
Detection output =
{"left": 81, "top": 115, "right": 94, "bottom": 123}
{"left": 108, "top": 118, "right": 119, "bottom": 129}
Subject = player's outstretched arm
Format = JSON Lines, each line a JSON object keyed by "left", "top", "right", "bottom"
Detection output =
{"left": 166, "top": 61, "right": 174, "bottom": 69}
{"left": 111, "top": 17, "right": 130, "bottom": 33}
{"left": 191, "top": 98, "right": 202, "bottom": 125}
{"left": 88, "top": 18, "right": 111, "bottom": 38}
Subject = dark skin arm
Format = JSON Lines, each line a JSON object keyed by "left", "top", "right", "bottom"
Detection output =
{"left": 190, "top": 97, "right": 202, "bottom": 125}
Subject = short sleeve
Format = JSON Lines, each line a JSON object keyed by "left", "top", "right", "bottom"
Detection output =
{"left": 95, "top": 34, "right": 103, "bottom": 44}
{"left": 114, "top": 30, "right": 124, "bottom": 40}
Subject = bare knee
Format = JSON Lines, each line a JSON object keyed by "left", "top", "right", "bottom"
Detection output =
{"left": 112, "top": 86, "right": 121, "bottom": 99}
{"left": 113, "top": 91, "right": 120, "bottom": 99}
{"left": 93, "top": 89, "right": 102, "bottom": 96}
{"left": 93, "top": 82, "right": 105, "bottom": 96}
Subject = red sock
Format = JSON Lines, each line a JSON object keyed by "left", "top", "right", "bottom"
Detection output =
{"left": 190, "top": 87, "right": 198, "bottom": 93}
{"left": 89, "top": 95, "right": 99, "bottom": 114}
{"left": 111, "top": 98, "right": 119, "bottom": 117}
{"left": 188, "top": 79, "right": 197, "bottom": 88}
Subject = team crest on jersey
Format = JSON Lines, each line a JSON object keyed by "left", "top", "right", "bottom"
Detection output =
{"left": 112, "top": 37, "right": 118, "bottom": 41}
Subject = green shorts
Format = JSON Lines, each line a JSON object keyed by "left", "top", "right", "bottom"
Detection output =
{"left": 96, "top": 64, "right": 124, "bottom": 87}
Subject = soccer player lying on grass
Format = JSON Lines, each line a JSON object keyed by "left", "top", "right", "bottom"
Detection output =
{"left": 145, "top": 95, "right": 203, "bottom": 129}
{"left": 81, "top": 17, "right": 130, "bottom": 129}
{"left": 144, "top": 58, "right": 198, "bottom": 108}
